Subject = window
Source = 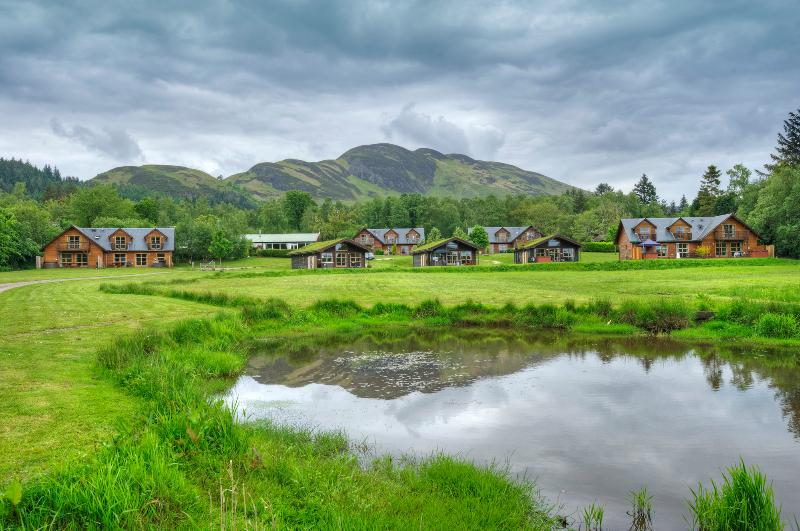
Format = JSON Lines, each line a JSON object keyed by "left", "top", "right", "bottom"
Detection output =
{"left": 535, "top": 248, "right": 547, "bottom": 257}
{"left": 336, "top": 252, "right": 347, "bottom": 266}
{"left": 499, "top": 244, "right": 507, "bottom": 252}
{"left": 446, "top": 251, "right": 458, "bottom": 264}
{"left": 678, "top": 244, "right": 688, "bottom": 258}
{"left": 658, "top": 244, "right": 668, "bottom": 257}
{"left": 75, "top": 254, "right": 88, "bottom": 266}
{"left": 723, "top": 224, "right": 735, "bottom": 236}
{"left": 289, "top": 243, "right": 299, "bottom": 249}
{"left": 136, "top": 253, "right": 147, "bottom": 265}
{"left": 350, "top": 253, "right": 361, "bottom": 267}
{"left": 498, "top": 233, "right": 508, "bottom": 242}
{"left": 114, "top": 236, "right": 126, "bottom": 250}
{"left": 460, "top": 251, "right": 472, "bottom": 263}
{"left": 715, "top": 243, "right": 727, "bottom": 257}
{"left": 731, "top": 243, "right": 742, "bottom": 254}
{"left": 68, "top": 235, "right": 81, "bottom": 248}
{"left": 563, "top": 248, "right": 575, "bottom": 261}
{"left": 526, "top": 231, "right": 535, "bottom": 240}
{"left": 150, "top": 236, "right": 162, "bottom": 250}
{"left": 321, "top": 252, "right": 333, "bottom": 263}
{"left": 408, "top": 233, "right": 417, "bottom": 243}
{"left": 674, "top": 226, "right": 685, "bottom": 239}
{"left": 114, "top": 253, "right": 126, "bottom": 264}
{"left": 157, "top": 253, "right": 166, "bottom": 262}
{"left": 60, "top": 253, "right": 72, "bottom": 265}
{"left": 387, "top": 235, "right": 395, "bottom": 244}
{"left": 639, "top": 227, "right": 650, "bottom": 239}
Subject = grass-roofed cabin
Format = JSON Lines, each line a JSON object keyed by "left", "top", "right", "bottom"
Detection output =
{"left": 514, "top": 235, "right": 585, "bottom": 263}
{"left": 287, "top": 238, "right": 370, "bottom": 269}
{"left": 411, "top": 237, "right": 480, "bottom": 267}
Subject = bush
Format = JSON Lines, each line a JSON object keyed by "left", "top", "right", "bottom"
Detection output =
{"left": 254, "top": 248, "right": 290, "bottom": 257}
{"left": 755, "top": 313, "right": 799, "bottom": 339}
{"left": 617, "top": 298, "right": 693, "bottom": 334}
{"left": 375, "top": 249, "right": 385, "bottom": 255}
{"left": 582, "top": 242, "right": 616, "bottom": 253}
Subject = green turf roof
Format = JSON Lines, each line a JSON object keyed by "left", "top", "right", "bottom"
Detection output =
{"left": 411, "top": 237, "right": 477, "bottom": 253}
{"left": 517, "top": 234, "right": 585, "bottom": 249}
{"left": 288, "top": 238, "right": 346, "bottom": 255}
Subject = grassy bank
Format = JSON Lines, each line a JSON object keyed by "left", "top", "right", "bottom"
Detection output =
{"left": 2, "top": 311, "right": 560, "bottom": 530}
{"left": 99, "top": 280, "right": 800, "bottom": 344}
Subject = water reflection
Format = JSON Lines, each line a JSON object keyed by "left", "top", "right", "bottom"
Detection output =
{"left": 228, "top": 331, "right": 800, "bottom": 529}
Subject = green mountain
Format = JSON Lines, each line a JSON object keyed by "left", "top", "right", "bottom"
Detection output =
{"left": 90, "top": 165, "right": 257, "bottom": 207}
{"left": 89, "top": 144, "right": 577, "bottom": 203}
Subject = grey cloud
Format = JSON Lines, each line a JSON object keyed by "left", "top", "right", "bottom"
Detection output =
{"left": 381, "top": 103, "right": 471, "bottom": 155}
{"left": 50, "top": 118, "right": 144, "bottom": 163}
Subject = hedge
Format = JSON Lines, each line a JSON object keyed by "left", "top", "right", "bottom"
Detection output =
{"left": 254, "top": 249, "right": 291, "bottom": 258}
{"left": 582, "top": 242, "right": 616, "bottom": 253}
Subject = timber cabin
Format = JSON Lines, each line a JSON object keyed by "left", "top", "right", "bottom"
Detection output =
{"left": 614, "top": 213, "right": 767, "bottom": 260}
{"left": 353, "top": 228, "right": 425, "bottom": 254}
{"left": 468, "top": 226, "right": 543, "bottom": 253}
{"left": 514, "top": 235, "right": 585, "bottom": 263}
{"left": 40, "top": 226, "right": 175, "bottom": 268}
{"left": 411, "top": 237, "right": 481, "bottom": 267}
{"left": 287, "top": 238, "right": 370, "bottom": 269}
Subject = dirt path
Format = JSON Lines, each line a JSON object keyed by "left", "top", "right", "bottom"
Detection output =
{"left": 0, "top": 271, "right": 175, "bottom": 296}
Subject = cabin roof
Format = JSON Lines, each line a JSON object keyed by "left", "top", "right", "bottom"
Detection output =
{"left": 411, "top": 237, "right": 480, "bottom": 254}
{"left": 287, "top": 238, "right": 371, "bottom": 255}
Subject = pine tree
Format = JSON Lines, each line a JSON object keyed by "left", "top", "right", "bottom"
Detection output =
{"left": 632, "top": 174, "right": 658, "bottom": 204}
{"left": 697, "top": 165, "right": 722, "bottom": 216}
{"left": 572, "top": 188, "right": 588, "bottom": 213}
{"left": 679, "top": 195, "right": 689, "bottom": 212}
{"left": 670, "top": 200, "right": 677, "bottom": 215}
{"left": 595, "top": 183, "right": 614, "bottom": 195}
{"left": 762, "top": 109, "right": 800, "bottom": 173}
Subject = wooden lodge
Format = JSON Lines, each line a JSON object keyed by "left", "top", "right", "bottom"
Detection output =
{"left": 353, "top": 228, "right": 425, "bottom": 255}
{"left": 614, "top": 213, "right": 768, "bottom": 260}
{"left": 287, "top": 238, "right": 371, "bottom": 269}
{"left": 411, "top": 237, "right": 480, "bottom": 267}
{"left": 39, "top": 226, "right": 175, "bottom": 268}
{"left": 468, "top": 226, "right": 543, "bottom": 254}
{"left": 514, "top": 235, "right": 585, "bottom": 263}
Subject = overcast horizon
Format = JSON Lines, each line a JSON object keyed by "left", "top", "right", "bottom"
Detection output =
{"left": 1, "top": 0, "right": 798, "bottom": 202}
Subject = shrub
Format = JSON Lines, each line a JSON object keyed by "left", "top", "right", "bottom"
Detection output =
{"left": 617, "top": 298, "right": 693, "bottom": 335}
{"left": 696, "top": 245, "right": 711, "bottom": 259}
{"left": 755, "top": 313, "right": 799, "bottom": 339}
{"left": 582, "top": 242, "right": 616, "bottom": 252}
{"left": 254, "top": 248, "right": 290, "bottom": 257}
{"left": 375, "top": 249, "right": 385, "bottom": 255}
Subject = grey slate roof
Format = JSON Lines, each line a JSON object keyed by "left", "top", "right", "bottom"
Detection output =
{"left": 365, "top": 228, "right": 425, "bottom": 245}
{"left": 76, "top": 227, "right": 175, "bottom": 251}
{"left": 618, "top": 214, "right": 739, "bottom": 243}
{"left": 468, "top": 226, "right": 535, "bottom": 244}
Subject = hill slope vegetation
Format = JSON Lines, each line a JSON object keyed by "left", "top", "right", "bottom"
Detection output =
{"left": 88, "top": 144, "right": 576, "bottom": 202}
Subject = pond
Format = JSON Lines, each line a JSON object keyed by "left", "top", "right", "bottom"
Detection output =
{"left": 223, "top": 331, "right": 800, "bottom": 529}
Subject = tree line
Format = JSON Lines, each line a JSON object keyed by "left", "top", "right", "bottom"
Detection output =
{"left": 1, "top": 109, "right": 799, "bottom": 269}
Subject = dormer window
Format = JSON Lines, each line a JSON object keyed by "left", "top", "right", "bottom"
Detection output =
{"left": 639, "top": 227, "right": 650, "bottom": 238}
{"left": 114, "top": 236, "right": 126, "bottom": 250}
{"left": 498, "top": 232, "right": 508, "bottom": 243}
{"left": 68, "top": 235, "right": 81, "bottom": 249}
{"left": 150, "top": 236, "right": 162, "bottom": 250}
{"left": 387, "top": 234, "right": 395, "bottom": 244}
{"left": 408, "top": 233, "right": 417, "bottom": 243}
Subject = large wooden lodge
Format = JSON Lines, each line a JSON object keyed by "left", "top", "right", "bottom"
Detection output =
{"left": 40, "top": 226, "right": 175, "bottom": 268}
{"left": 353, "top": 228, "right": 425, "bottom": 255}
{"left": 613, "top": 213, "right": 767, "bottom": 260}
{"left": 468, "top": 226, "right": 543, "bottom": 254}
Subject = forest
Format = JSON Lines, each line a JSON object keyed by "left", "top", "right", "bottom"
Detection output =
{"left": 1, "top": 109, "right": 798, "bottom": 269}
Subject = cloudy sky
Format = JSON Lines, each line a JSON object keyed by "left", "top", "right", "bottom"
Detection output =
{"left": 1, "top": 0, "right": 797, "bottom": 201}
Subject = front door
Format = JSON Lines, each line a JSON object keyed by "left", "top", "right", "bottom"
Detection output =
{"left": 549, "top": 248, "right": 559, "bottom": 262}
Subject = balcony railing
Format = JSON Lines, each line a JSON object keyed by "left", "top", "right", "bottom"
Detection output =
{"left": 672, "top": 232, "right": 693, "bottom": 240}
{"left": 147, "top": 243, "right": 163, "bottom": 250}
{"left": 715, "top": 230, "right": 749, "bottom": 240}
{"left": 359, "top": 237, "right": 375, "bottom": 246}
{"left": 110, "top": 243, "right": 130, "bottom": 250}
{"left": 635, "top": 233, "right": 653, "bottom": 241}
{"left": 56, "top": 242, "right": 89, "bottom": 252}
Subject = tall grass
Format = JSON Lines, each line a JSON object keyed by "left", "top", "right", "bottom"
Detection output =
{"left": 685, "top": 458, "right": 784, "bottom": 531}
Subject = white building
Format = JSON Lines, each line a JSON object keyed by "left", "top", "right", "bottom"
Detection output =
{"left": 246, "top": 232, "right": 321, "bottom": 250}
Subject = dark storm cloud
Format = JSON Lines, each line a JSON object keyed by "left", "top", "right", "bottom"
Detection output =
{"left": 0, "top": 0, "right": 798, "bottom": 197}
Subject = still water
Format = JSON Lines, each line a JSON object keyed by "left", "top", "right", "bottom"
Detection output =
{"left": 224, "top": 332, "right": 800, "bottom": 528}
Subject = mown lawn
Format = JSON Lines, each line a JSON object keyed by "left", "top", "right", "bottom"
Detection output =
{"left": 0, "top": 278, "right": 228, "bottom": 479}
{"left": 176, "top": 260, "right": 800, "bottom": 308}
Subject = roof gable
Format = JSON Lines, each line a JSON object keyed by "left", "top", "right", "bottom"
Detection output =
{"left": 287, "top": 238, "right": 371, "bottom": 255}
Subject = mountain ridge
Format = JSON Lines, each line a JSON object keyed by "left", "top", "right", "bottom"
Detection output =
{"left": 89, "top": 143, "right": 579, "bottom": 203}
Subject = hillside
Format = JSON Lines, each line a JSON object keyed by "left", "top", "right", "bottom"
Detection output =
{"left": 89, "top": 144, "right": 577, "bottom": 203}
{"left": 90, "top": 165, "right": 256, "bottom": 207}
